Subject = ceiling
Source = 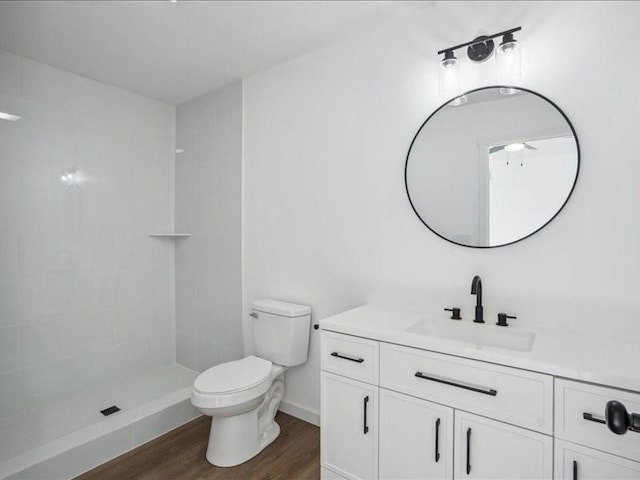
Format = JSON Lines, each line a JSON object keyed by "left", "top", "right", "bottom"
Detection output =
{"left": 0, "top": 0, "right": 415, "bottom": 105}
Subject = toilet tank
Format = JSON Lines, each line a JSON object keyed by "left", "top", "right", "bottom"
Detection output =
{"left": 251, "top": 299, "right": 311, "bottom": 367}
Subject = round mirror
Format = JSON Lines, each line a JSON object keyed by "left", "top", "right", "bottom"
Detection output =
{"left": 405, "top": 86, "right": 579, "bottom": 248}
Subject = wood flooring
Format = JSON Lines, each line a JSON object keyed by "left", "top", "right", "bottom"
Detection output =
{"left": 76, "top": 412, "right": 320, "bottom": 480}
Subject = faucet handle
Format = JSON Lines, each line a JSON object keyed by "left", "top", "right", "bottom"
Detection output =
{"left": 497, "top": 313, "right": 516, "bottom": 327}
{"left": 444, "top": 307, "right": 462, "bottom": 320}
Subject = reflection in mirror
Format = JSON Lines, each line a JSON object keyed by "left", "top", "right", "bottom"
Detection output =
{"left": 405, "top": 87, "right": 579, "bottom": 248}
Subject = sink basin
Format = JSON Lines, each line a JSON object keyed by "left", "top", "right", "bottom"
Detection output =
{"left": 406, "top": 318, "right": 535, "bottom": 352}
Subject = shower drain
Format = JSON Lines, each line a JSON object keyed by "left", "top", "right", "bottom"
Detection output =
{"left": 100, "top": 405, "right": 121, "bottom": 416}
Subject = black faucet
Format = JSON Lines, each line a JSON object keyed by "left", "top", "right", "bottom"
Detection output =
{"left": 470, "top": 275, "right": 484, "bottom": 323}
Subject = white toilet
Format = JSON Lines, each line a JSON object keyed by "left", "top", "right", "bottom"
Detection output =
{"left": 191, "top": 299, "right": 311, "bottom": 467}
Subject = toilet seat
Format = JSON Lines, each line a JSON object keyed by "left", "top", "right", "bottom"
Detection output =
{"left": 192, "top": 356, "right": 274, "bottom": 410}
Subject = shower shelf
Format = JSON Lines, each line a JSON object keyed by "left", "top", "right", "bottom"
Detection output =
{"left": 148, "top": 233, "right": 191, "bottom": 237}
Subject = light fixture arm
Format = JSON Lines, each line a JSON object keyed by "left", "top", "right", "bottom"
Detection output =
{"left": 437, "top": 26, "right": 521, "bottom": 56}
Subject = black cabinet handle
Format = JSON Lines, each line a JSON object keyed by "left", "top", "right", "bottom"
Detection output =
{"left": 363, "top": 396, "right": 369, "bottom": 434}
{"left": 573, "top": 460, "right": 578, "bottom": 480}
{"left": 331, "top": 352, "right": 364, "bottom": 363}
{"left": 585, "top": 409, "right": 640, "bottom": 434}
{"left": 466, "top": 427, "right": 472, "bottom": 475}
{"left": 583, "top": 412, "right": 606, "bottom": 425}
{"left": 435, "top": 418, "right": 441, "bottom": 462}
{"left": 415, "top": 372, "right": 497, "bottom": 396}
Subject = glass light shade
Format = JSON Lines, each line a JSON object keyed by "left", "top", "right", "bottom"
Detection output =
{"left": 496, "top": 37, "right": 521, "bottom": 83}
{"left": 439, "top": 54, "right": 461, "bottom": 98}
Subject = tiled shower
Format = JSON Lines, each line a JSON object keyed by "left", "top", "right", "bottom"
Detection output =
{"left": 0, "top": 50, "right": 243, "bottom": 478}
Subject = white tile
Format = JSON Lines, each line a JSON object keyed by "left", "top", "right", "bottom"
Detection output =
{"left": 0, "top": 51, "right": 176, "bottom": 421}
{"left": 116, "top": 269, "right": 154, "bottom": 312}
{"left": 176, "top": 333, "right": 197, "bottom": 371}
{"left": 0, "top": 326, "right": 18, "bottom": 374}
{"left": 194, "top": 305, "right": 217, "bottom": 342}
{"left": 213, "top": 81, "right": 242, "bottom": 123}
{"left": 176, "top": 90, "right": 216, "bottom": 133}
{"left": 18, "top": 320, "right": 68, "bottom": 369}
{"left": 0, "top": 50, "right": 21, "bottom": 97}
{"left": 213, "top": 307, "right": 244, "bottom": 353}
{"left": 117, "top": 89, "right": 174, "bottom": 135}
{"left": 195, "top": 338, "right": 242, "bottom": 372}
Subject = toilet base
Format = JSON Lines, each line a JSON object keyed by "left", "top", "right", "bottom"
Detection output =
{"left": 205, "top": 372, "right": 285, "bottom": 467}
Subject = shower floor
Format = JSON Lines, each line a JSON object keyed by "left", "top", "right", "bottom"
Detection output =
{"left": 0, "top": 363, "right": 199, "bottom": 479}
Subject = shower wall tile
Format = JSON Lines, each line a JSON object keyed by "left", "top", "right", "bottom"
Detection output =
{"left": 0, "top": 326, "right": 18, "bottom": 374}
{"left": 0, "top": 50, "right": 21, "bottom": 97}
{"left": 175, "top": 81, "right": 243, "bottom": 372}
{"left": 0, "top": 49, "right": 176, "bottom": 419}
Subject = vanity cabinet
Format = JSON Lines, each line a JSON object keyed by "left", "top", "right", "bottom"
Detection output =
{"left": 320, "top": 329, "right": 640, "bottom": 479}
{"left": 453, "top": 410, "right": 552, "bottom": 479}
{"left": 321, "top": 332, "right": 380, "bottom": 480}
{"left": 321, "top": 372, "right": 379, "bottom": 480}
{"left": 378, "top": 389, "right": 453, "bottom": 479}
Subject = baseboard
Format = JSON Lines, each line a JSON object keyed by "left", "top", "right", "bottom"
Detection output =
{"left": 278, "top": 400, "right": 320, "bottom": 427}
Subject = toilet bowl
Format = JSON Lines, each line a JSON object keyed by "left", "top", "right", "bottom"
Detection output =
{"left": 191, "top": 299, "right": 311, "bottom": 467}
{"left": 192, "top": 355, "right": 286, "bottom": 467}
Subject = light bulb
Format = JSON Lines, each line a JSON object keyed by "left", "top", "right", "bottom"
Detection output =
{"left": 496, "top": 33, "right": 521, "bottom": 83}
{"left": 441, "top": 51, "right": 458, "bottom": 70}
{"left": 439, "top": 50, "right": 461, "bottom": 98}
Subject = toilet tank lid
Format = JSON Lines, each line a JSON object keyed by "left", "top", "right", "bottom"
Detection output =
{"left": 252, "top": 299, "right": 311, "bottom": 317}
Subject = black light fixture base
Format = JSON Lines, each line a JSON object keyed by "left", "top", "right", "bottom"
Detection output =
{"left": 467, "top": 36, "right": 494, "bottom": 63}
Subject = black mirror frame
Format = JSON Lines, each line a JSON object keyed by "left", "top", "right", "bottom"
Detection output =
{"left": 405, "top": 85, "right": 581, "bottom": 249}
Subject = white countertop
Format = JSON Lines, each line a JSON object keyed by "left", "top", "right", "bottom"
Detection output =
{"left": 320, "top": 305, "right": 640, "bottom": 393}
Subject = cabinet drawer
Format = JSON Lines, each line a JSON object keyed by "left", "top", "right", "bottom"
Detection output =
{"left": 555, "top": 378, "right": 640, "bottom": 462}
{"left": 380, "top": 343, "right": 553, "bottom": 433}
{"left": 321, "top": 331, "right": 379, "bottom": 385}
{"left": 555, "top": 439, "right": 640, "bottom": 479}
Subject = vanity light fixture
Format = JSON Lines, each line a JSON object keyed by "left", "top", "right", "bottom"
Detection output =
{"left": 441, "top": 50, "right": 458, "bottom": 69}
{"left": 438, "top": 26, "right": 522, "bottom": 94}
{"left": 0, "top": 111, "right": 21, "bottom": 121}
{"left": 439, "top": 51, "right": 461, "bottom": 98}
{"left": 175, "top": 148, "right": 184, "bottom": 154}
{"left": 60, "top": 167, "right": 78, "bottom": 185}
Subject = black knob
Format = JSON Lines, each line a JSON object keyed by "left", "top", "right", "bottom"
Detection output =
{"left": 444, "top": 307, "right": 461, "bottom": 320}
{"left": 497, "top": 313, "right": 516, "bottom": 327}
{"left": 606, "top": 401, "right": 630, "bottom": 435}
{"left": 313, "top": 324, "right": 319, "bottom": 330}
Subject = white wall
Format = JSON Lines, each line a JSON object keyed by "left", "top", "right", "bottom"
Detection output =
{"left": 0, "top": 50, "right": 176, "bottom": 418}
{"left": 243, "top": 1, "right": 640, "bottom": 417}
{"left": 175, "top": 82, "right": 244, "bottom": 371}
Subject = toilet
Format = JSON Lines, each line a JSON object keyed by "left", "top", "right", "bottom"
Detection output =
{"left": 191, "top": 299, "right": 311, "bottom": 467}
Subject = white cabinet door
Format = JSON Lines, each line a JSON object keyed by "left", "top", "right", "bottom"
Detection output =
{"left": 379, "top": 388, "right": 454, "bottom": 479}
{"left": 453, "top": 411, "right": 552, "bottom": 480}
{"left": 555, "top": 439, "right": 640, "bottom": 479}
{"left": 321, "top": 372, "right": 378, "bottom": 480}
